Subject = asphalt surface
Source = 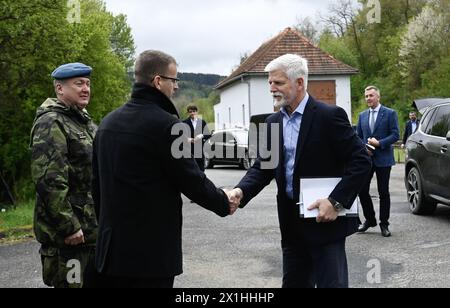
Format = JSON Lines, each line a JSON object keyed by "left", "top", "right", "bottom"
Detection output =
{"left": 1, "top": 164, "right": 450, "bottom": 288}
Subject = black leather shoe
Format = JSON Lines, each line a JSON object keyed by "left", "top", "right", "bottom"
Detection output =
{"left": 380, "top": 225, "right": 391, "bottom": 237}
{"left": 358, "top": 221, "right": 377, "bottom": 233}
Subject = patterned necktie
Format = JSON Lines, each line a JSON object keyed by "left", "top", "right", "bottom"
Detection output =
{"left": 370, "top": 110, "right": 377, "bottom": 133}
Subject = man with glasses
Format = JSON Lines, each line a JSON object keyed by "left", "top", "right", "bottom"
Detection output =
{"left": 93, "top": 50, "right": 235, "bottom": 288}
{"left": 183, "top": 105, "right": 211, "bottom": 172}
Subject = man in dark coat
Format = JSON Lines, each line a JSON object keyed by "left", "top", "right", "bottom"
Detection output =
{"left": 92, "top": 50, "right": 233, "bottom": 288}
{"left": 226, "top": 54, "right": 372, "bottom": 288}
{"left": 401, "top": 111, "right": 419, "bottom": 147}
{"left": 183, "top": 105, "right": 211, "bottom": 171}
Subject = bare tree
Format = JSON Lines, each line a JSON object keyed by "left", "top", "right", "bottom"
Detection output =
{"left": 295, "top": 16, "right": 321, "bottom": 44}
{"left": 240, "top": 52, "right": 250, "bottom": 65}
{"left": 319, "top": 0, "right": 367, "bottom": 71}
{"left": 319, "top": 0, "right": 358, "bottom": 37}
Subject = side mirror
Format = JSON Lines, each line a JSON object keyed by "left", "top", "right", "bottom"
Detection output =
{"left": 447, "top": 130, "right": 450, "bottom": 142}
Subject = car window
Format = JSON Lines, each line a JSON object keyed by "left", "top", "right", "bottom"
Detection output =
{"left": 211, "top": 132, "right": 225, "bottom": 143}
{"left": 234, "top": 131, "right": 248, "bottom": 145}
{"left": 225, "top": 133, "right": 236, "bottom": 143}
{"left": 420, "top": 108, "right": 436, "bottom": 134}
{"left": 427, "top": 105, "right": 450, "bottom": 138}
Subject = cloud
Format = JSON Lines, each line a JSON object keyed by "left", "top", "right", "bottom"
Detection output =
{"left": 104, "top": 0, "right": 332, "bottom": 75}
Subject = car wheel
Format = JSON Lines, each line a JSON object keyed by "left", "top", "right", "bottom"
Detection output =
{"left": 241, "top": 152, "right": 252, "bottom": 170}
{"left": 406, "top": 167, "right": 437, "bottom": 215}
{"left": 204, "top": 156, "right": 214, "bottom": 169}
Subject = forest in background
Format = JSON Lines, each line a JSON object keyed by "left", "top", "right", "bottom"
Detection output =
{"left": 1, "top": 0, "right": 450, "bottom": 204}
{"left": 297, "top": 0, "right": 450, "bottom": 123}
{"left": 0, "top": 0, "right": 135, "bottom": 203}
{"left": 173, "top": 73, "right": 224, "bottom": 124}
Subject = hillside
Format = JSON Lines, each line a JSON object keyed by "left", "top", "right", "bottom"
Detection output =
{"left": 178, "top": 73, "right": 224, "bottom": 87}
{"left": 173, "top": 73, "right": 226, "bottom": 123}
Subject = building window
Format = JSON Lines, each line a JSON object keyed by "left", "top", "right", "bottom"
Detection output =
{"left": 242, "top": 104, "right": 246, "bottom": 126}
{"left": 228, "top": 107, "right": 232, "bottom": 127}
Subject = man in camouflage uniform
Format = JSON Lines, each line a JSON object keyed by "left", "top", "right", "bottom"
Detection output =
{"left": 30, "top": 63, "right": 98, "bottom": 288}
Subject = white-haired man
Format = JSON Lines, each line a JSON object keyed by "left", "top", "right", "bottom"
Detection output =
{"left": 227, "top": 54, "right": 371, "bottom": 288}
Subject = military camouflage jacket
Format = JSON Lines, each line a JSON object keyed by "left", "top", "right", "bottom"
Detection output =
{"left": 30, "top": 98, "right": 98, "bottom": 249}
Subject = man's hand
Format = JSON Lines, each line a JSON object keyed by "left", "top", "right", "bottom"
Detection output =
{"left": 223, "top": 188, "right": 243, "bottom": 215}
{"left": 194, "top": 134, "right": 204, "bottom": 142}
{"left": 368, "top": 138, "right": 380, "bottom": 148}
{"left": 64, "top": 229, "right": 85, "bottom": 246}
{"left": 188, "top": 138, "right": 195, "bottom": 144}
{"left": 307, "top": 198, "right": 339, "bottom": 223}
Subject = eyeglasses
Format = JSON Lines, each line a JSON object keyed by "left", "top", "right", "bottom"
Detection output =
{"left": 158, "top": 75, "right": 180, "bottom": 84}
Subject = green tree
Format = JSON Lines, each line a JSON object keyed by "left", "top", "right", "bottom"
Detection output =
{"left": 0, "top": 0, "right": 74, "bottom": 200}
{"left": 352, "top": 0, "right": 428, "bottom": 78}
{"left": 320, "top": 0, "right": 430, "bottom": 117}
{"left": 399, "top": 1, "right": 450, "bottom": 95}
{"left": 110, "top": 13, "right": 136, "bottom": 72}
{"left": 187, "top": 91, "right": 220, "bottom": 125}
{"left": 0, "top": 0, "right": 135, "bottom": 201}
{"left": 319, "top": 30, "right": 359, "bottom": 68}
{"left": 419, "top": 57, "right": 450, "bottom": 98}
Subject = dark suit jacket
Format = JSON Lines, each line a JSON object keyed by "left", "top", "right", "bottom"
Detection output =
{"left": 182, "top": 117, "right": 211, "bottom": 159}
{"left": 357, "top": 106, "right": 400, "bottom": 168}
{"left": 403, "top": 120, "right": 419, "bottom": 145}
{"left": 236, "top": 96, "right": 372, "bottom": 247}
{"left": 92, "top": 83, "right": 229, "bottom": 278}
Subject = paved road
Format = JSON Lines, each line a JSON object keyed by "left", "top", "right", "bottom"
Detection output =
{"left": 1, "top": 164, "right": 449, "bottom": 288}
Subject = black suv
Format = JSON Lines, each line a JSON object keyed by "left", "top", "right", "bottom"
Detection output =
{"left": 405, "top": 99, "right": 450, "bottom": 215}
{"left": 204, "top": 128, "right": 252, "bottom": 170}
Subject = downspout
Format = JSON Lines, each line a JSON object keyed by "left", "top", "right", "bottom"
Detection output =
{"left": 241, "top": 75, "right": 251, "bottom": 127}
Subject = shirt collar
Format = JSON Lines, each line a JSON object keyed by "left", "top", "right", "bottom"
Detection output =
{"left": 281, "top": 93, "right": 309, "bottom": 118}
{"left": 370, "top": 104, "right": 382, "bottom": 113}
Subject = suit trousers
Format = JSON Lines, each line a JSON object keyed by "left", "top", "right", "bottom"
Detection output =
{"left": 282, "top": 239, "right": 348, "bottom": 288}
{"left": 359, "top": 166, "right": 392, "bottom": 226}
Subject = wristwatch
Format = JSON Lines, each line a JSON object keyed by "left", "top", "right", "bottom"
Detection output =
{"left": 328, "top": 197, "right": 344, "bottom": 212}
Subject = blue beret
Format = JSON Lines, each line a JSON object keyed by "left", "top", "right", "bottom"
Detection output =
{"left": 51, "top": 62, "right": 92, "bottom": 80}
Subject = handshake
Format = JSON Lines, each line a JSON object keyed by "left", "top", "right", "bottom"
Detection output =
{"left": 222, "top": 188, "right": 244, "bottom": 215}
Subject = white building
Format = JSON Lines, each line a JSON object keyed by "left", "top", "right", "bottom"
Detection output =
{"left": 214, "top": 28, "right": 358, "bottom": 130}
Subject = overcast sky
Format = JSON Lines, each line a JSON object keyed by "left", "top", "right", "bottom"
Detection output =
{"left": 103, "top": 0, "right": 335, "bottom": 75}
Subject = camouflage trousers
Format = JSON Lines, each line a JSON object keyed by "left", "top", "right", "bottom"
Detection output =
{"left": 40, "top": 245, "right": 96, "bottom": 288}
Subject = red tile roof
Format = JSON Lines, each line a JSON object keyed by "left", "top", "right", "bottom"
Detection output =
{"left": 216, "top": 27, "right": 358, "bottom": 89}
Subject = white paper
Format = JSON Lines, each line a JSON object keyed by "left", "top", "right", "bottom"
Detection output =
{"left": 299, "top": 178, "right": 359, "bottom": 219}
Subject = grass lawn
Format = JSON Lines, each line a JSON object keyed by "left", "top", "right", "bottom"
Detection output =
{"left": 394, "top": 147, "right": 406, "bottom": 163}
{"left": 0, "top": 201, "right": 34, "bottom": 244}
